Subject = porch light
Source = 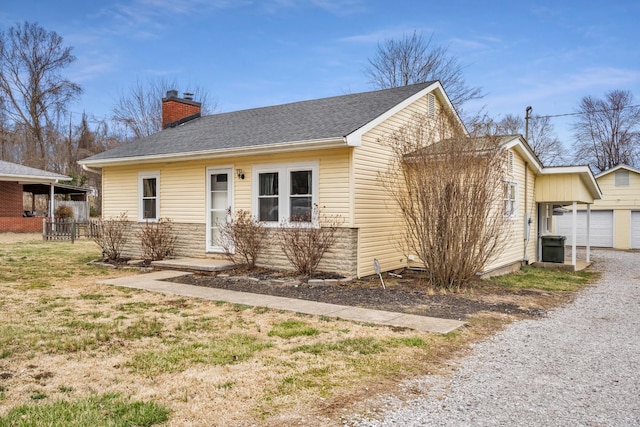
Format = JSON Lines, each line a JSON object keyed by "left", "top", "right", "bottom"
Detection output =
{"left": 236, "top": 169, "right": 245, "bottom": 180}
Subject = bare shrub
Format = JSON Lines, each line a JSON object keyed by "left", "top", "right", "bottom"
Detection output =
{"left": 54, "top": 205, "right": 74, "bottom": 220}
{"left": 277, "top": 206, "right": 343, "bottom": 276}
{"left": 383, "top": 111, "right": 510, "bottom": 291}
{"left": 91, "top": 212, "right": 131, "bottom": 261}
{"left": 137, "top": 218, "right": 178, "bottom": 261}
{"left": 216, "top": 209, "right": 267, "bottom": 269}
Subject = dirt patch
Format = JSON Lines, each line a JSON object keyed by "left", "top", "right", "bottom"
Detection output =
{"left": 170, "top": 267, "right": 555, "bottom": 321}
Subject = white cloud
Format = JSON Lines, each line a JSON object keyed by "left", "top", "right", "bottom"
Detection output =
{"left": 339, "top": 26, "right": 435, "bottom": 45}
{"left": 309, "top": 0, "right": 366, "bottom": 16}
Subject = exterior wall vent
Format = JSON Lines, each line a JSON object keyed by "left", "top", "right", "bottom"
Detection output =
{"left": 427, "top": 93, "right": 436, "bottom": 117}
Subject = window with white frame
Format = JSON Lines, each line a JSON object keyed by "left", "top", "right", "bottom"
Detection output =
{"left": 139, "top": 171, "right": 159, "bottom": 221}
{"left": 503, "top": 181, "right": 517, "bottom": 219}
{"left": 254, "top": 162, "right": 318, "bottom": 223}
{"left": 258, "top": 171, "right": 279, "bottom": 221}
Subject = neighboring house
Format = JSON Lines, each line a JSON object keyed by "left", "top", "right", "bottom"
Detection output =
{"left": 556, "top": 164, "right": 640, "bottom": 249}
{"left": 0, "top": 160, "right": 89, "bottom": 232}
{"left": 79, "top": 82, "right": 601, "bottom": 277}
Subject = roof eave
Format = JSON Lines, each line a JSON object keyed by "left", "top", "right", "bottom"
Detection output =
{"left": 595, "top": 163, "right": 640, "bottom": 178}
{"left": 0, "top": 174, "right": 70, "bottom": 183}
{"left": 501, "top": 135, "right": 544, "bottom": 173}
{"left": 345, "top": 81, "right": 458, "bottom": 146}
{"left": 540, "top": 166, "right": 603, "bottom": 199}
{"left": 78, "top": 137, "right": 348, "bottom": 167}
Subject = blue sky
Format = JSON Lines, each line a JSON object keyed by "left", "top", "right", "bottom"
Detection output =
{"left": 1, "top": 0, "right": 639, "bottom": 145}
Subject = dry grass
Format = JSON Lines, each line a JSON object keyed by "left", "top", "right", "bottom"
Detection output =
{"left": 0, "top": 235, "right": 581, "bottom": 426}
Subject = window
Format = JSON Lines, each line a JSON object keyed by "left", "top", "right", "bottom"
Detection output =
{"left": 504, "top": 181, "right": 517, "bottom": 219}
{"left": 258, "top": 172, "right": 279, "bottom": 221}
{"left": 615, "top": 170, "right": 629, "bottom": 187}
{"left": 139, "top": 172, "right": 159, "bottom": 221}
{"left": 253, "top": 162, "right": 318, "bottom": 224}
{"left": 290, "top": 170, "right": 312, "bottom": 221}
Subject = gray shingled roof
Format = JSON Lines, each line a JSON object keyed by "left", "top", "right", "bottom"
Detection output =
{"left": 0, "top": 160, "right": 70, "bottom": 181}
{"left": 82, "top": 82, "right": 435, "bottom": 163}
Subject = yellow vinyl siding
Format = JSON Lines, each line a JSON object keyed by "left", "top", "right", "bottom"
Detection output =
{"left": 592, "top": 169, "right": 640, "bottom": 249}
{"left": 536, "top": 174, "right": 595, "bottom": 204}
{"left": 101, "top": 148, "right": 352, "bottom": 223}
{"left": 594, "top": 171, "right": 640, "bottom": 210}
{"left": 484, "top": 149, "right": 536, "bottom": 272}
{"left": 524, "top": 165, "right": 537, "bottom": 262}
{"left": 353, "top": 94, "right": 435, "bottom": 277}
{"left": 102, "top": 167, "right": 138, "bottom": 218}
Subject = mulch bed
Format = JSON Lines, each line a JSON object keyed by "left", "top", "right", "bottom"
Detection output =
{"left": 168, "top": 267, "right": 548, "bottom": 320}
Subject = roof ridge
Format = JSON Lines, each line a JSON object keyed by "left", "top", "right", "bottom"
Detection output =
{"left": 202, "top": 81, "right": 437, "bottom": 119}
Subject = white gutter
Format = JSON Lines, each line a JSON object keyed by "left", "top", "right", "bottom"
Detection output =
{"left": 79, "top": 137, "right": 348, "bottom": 168}
{"left": 81, "top": 164, "right": 102, "bottom": 175}
{"left": 0, "top": 174, "right": 70, "bottom": 183}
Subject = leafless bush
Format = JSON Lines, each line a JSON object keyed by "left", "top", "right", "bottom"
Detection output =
{"left": 137, "top": 218, "right": 178, "bottom": 261}
{"left": 277, "top": 206, "right": 343, "bottom": 276}
{"left": 216, "top": 209, "right": 267, "bottom": 269}
{"left": 91, "top": 212, "right": 131, "bottom": 261}
{"left": 383, "top": 111, "right": 510, "bottom": 291}
{"left": 54, "top": 205, "right": 73, "bottom": 220}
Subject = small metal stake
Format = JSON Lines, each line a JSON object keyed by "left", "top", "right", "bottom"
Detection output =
{"left": 373, "top": 258, "right": 385, "bottom": 290}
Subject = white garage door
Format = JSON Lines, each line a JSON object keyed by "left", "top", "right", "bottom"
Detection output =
{"left": 631, "top": 212, "right": 640, "bottom": 249}
{"left": 555, "top": 210, "right": 613, "bottom": 247}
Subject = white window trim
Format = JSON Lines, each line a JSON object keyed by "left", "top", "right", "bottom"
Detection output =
{"left": 138, "top": 171, "right": 160, "bottom": 222}
{"left": 252, "top": 161, "right": 319, "bottom": 227}
{"left": 504, "top": 180, "right": 518, "bottom": 220}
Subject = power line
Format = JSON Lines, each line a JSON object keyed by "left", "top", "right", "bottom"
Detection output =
{"left": 534, "top": 104, "right": 640, "bottom": 119}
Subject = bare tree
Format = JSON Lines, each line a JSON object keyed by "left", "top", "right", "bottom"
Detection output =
{"left": 364, "top": 31, "right": 483, "bottom": 113}
{"left": 0, "top": 21, "right": 81, "bottom": 169}
{"left": 497, "top": 113, "right": 565, "bottom": 166}
{"left": 112, "top": 77, "right": 218, "bottom": 140}
{"left": 382, "top": 111, "right": 510, "bottom": 290}
{"left": 572, "top": 89, "right": 640, "bottom": 172}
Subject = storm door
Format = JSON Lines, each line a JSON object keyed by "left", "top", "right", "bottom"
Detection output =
{"left": 207, "top": 168, "right": 233, "bottom": 252}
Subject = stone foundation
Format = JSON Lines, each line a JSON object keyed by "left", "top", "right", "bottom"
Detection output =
{"left": 119, "top": 222, "right": 358, "bottom": 277}
{"left": 121, "top": 222, "right": 206, "bottom": 259}
{"left": 254, "top": 227, "right": 358, "bottom": 277}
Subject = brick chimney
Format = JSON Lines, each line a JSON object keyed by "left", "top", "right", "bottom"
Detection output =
{"left": 162, "top": 90, "right": 202, "bottom": 129}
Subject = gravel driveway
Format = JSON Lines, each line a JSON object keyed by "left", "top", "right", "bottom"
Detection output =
{"left": 349, "top": 249, "right": 640, "bottom": 427}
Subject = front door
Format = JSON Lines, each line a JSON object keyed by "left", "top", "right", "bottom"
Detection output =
{"left": 207, "top": 168, "right": 233, "bottom": 252}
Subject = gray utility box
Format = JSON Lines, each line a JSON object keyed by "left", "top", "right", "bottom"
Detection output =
{"left": 541, "top": 235, "right": 566, "bottom": 263}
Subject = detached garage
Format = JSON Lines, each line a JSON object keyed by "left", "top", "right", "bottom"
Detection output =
{"left": 590, "top": 165, "right": 640, "bottom": 250}
{"left": 555, "top": 210, "right": 613, "bottom": 248}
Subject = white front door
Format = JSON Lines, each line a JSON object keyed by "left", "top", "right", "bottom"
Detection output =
{"left": 207, "top": 168, "right": 233, "bottom": 252}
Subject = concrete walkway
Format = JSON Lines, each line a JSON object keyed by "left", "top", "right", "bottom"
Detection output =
{"left": 98, "top": 270, "right": 464, "bottom": 334}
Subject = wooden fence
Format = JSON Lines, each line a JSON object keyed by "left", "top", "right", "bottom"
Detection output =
{"left": 42, "top": 219, "right": 99, "bottom": 243}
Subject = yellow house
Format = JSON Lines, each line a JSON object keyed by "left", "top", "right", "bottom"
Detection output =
{"left": 79, "top": 83, "right": 601, "bottom": 277}
{"left": 555, "top": 164, "right": 640, "bottom": 249}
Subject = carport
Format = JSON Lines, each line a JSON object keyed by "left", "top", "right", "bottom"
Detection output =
{"left": 535, "top": 166, "right": 603, "bottom": 268}
{"left": 0, "top": 160, "right": 88, "bottom": 232}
